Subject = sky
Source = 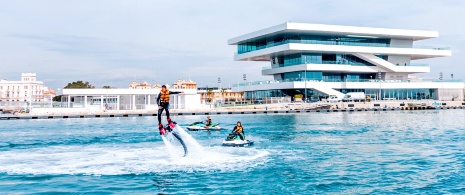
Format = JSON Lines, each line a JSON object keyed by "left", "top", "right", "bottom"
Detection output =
{"left": 1, "top": 0, "right": 464, "bottom": 90}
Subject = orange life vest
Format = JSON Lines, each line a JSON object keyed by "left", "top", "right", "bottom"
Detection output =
{"left": 235, "top": 126, "right": 243, "bottom": 134}
{"left": 160, "top": 90, "right": 170, "bottom": 102}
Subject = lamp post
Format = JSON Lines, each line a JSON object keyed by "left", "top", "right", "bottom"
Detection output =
{"left": 218, "top": 77, "right": 221, "bottom": 105}
{"left": 304, "top": 55, "right": 307, "bottom": 103}
{"left": 378, "top": 71, "right": 382, "bottom": 100}
{"left": 243, "top": 74, "right": 246, "bottom": 104}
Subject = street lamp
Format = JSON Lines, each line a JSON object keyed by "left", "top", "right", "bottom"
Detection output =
{"left": 243, "top": 74, "right": 246, "bottom": 104}
{"left": 304, "top": 55, "right": 307, "bottom": 103}
{"left": 378, "top": 71, "right": 382, "bottom": 100}
{"left": 218, "top": 77, "right": 222, "bottom": 105}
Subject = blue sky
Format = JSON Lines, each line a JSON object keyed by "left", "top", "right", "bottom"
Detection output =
{"left": 0, "top": 0, "right": 464, "bottom": 90}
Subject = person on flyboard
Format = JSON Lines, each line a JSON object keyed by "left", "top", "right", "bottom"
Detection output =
{"left": 157, "top": 85, "right": 183, "bottom": 135}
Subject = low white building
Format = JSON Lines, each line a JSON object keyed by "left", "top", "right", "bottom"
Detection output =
{"left": 61, "top": 88, "right": 201, "bottom": 111}
{"left": 0, "top": 73, "right": 51, "bottom": 102}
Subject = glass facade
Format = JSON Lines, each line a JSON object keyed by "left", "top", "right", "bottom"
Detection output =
{"left": 238, "top": 33, "right": 390, "bottom": 54}
{"left": 281, "top": 71, "right": 376, "bottom": 82}
{"left": 244, "top": 89, "right": 325, "bottom": 100}
{"left": 244, "top": 88, "right": 435, "bottom": 100}
{"left": 336, "top": 88, "right": 435, "bottom": 100}
{"left": 271, "top": 53, "right": 380, "bottom": 67}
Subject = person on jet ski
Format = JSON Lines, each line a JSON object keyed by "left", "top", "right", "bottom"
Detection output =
{"left": 232, "top": 121, "right": 245, "bottom": 141}
{"left": 204, "top": 116, "right": 212, "bottom": 128}
{"left": 157, "top": 85, "right": 182, "bottom": 134}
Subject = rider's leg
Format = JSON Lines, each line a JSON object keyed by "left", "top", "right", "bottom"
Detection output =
{"left": 158, "top": 107, "right": 164, "bottom": 130}
{"left": 238, "top": 134, "right": 245, "bottom": 141}
{"left": 165, "top": 103, "right": 171, "bottom": 123}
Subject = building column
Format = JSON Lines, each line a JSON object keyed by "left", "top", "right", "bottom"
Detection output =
{"left": 117, "top": 95, "right": 120, "bottom": 110}
{"left": 84, "top": 95, "right": 87, "bottom": 108}
{"left": 67, "top": 95, "right": 71, "bottom": 108}
{"left": 100, "top": 95, "right": 104, "bottom": 109}
{"left": 132, "top": 95, "right": 136, "bottom": 110}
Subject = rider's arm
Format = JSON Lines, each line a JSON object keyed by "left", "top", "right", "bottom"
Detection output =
{"left": 169, "top": 91, "right": 182, "bottom": 95}
{"left": 156, "top": 93, "right": 161, "bottom": 106}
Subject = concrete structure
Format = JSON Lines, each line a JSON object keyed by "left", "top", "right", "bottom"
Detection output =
{"left": 0, "top": 73, "right": 52, "bottom": 102}
{"left": 228, "top": 22, "right": 463, "bottom": 101}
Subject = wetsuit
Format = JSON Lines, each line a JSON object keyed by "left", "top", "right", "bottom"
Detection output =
{"left": 205, "top": 118, "right": 212, "bottom": 127}
{"left": 232, "top": 125, "right": 245, "bottom": 140}
{"left": 156, "top": 90, "right": 181, "bottom": 125}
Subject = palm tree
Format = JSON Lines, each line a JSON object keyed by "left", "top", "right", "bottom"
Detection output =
{"left": 207, "top": 88, "right": 214, "bottom": 104}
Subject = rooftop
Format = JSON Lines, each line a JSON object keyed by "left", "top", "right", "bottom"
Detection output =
{"left": 228, "top": 22, "right": 439, "bottom": 45}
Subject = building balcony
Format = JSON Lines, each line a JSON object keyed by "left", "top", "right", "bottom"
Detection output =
{"left": 261, "top": 63, "right": 430, "bottom": 75}
{"left": 237, "top": 39, "right": 450, "bottom": 55}
{"left": 234, "top": 43, "right": 451, "bottom": 61}
{"left": 233, "top": 78, "right": 463, "bottom": 88}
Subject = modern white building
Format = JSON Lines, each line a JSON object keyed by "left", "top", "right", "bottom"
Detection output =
{"left": 0, "top": 73, "right": 51, "bottom": 102}
{"left": 228, "top": 22, "right": 463, "bottom": 101}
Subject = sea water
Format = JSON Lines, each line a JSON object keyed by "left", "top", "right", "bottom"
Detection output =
{"left": 0, "top": 110, "right": 464, "bottom": 194}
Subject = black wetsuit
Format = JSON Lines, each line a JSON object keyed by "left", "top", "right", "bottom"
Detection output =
{"left": 205, "top": 118, "right": 212, "bottom": 127}
{"left": 156, "top": 90, "right": 181, "bottom": 124}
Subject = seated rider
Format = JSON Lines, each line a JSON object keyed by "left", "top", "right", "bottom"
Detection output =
{"left": 204, "top": 116, "right": 212, "bottom": 128}
{"left": 232, "top": 121, "right": 245, "bottom": 141}
{"left": 157, "top": 85, "right": 182, "bottom": 134}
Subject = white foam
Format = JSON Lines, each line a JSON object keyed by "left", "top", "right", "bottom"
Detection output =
{"left": 0, "top": 140, "right": 269, "bottom": 176}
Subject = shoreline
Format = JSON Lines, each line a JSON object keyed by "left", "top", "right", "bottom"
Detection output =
{"left": 2, "top": 100, "right": 464, "bottom": 120}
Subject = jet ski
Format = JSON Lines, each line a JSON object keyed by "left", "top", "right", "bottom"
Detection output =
{"left": 222, "top": 133, "right": 253, "bottom": 147}
{"left": 187, "top": 122, "right": 223, "bottom": 131}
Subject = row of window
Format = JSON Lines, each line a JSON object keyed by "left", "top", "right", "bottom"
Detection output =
{"left": 271, "top": 53, "right": 379, "bottom": 67}
{"left": 238, "top": 34, "right": 391, "bottom": 54}
{"left": 282, "top": 71, "right": 377, "bottom": 81}
{"left": 244, "top": 88, "right": 436, "bottom": 100}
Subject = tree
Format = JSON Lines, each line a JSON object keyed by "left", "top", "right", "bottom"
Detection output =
{"left": 64, "top": 81, "right": 95, "bottom": 89}
{"left": 53, "top": 95, "right": 62, "bottom": 101}
{"left": 102, "top": 86, "right": 111, "bottom": 89}
{"left": 207, "top": 88, "right": 213, "bottom": 97}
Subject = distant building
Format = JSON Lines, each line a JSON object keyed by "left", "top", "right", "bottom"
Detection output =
{"left": 172, "top": 80, "right": 197, "bottom": 89}
{"left": 129, "top": 80, "right": 196, "bottom": 90}
{"left": 197, "top": 87, "right": 244, "bottom": 104}
{"left": 129, "top": 81, "right": 151, "bottom": 89}
{"left": 0, "top": 73, "right": 52, "bottom": 102}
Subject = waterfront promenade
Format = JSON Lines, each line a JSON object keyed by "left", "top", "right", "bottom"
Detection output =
{"left": 1, "top": 100, "right": 464, "bottom": 120}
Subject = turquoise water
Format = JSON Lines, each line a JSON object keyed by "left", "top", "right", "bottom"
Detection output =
{"left": 1, "top": 110, "right": 464, "bottom": 194}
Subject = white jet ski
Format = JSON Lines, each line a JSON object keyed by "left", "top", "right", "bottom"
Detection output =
{"left": 222, "top": 133, "right": 253, "bottom": 147}
{"left": 222, "top": 139, "right": 254, "bottom": 147}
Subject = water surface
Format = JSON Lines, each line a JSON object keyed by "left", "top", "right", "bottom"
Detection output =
{"left": 1, "top": 110, "right": 464, "bottom": 194}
